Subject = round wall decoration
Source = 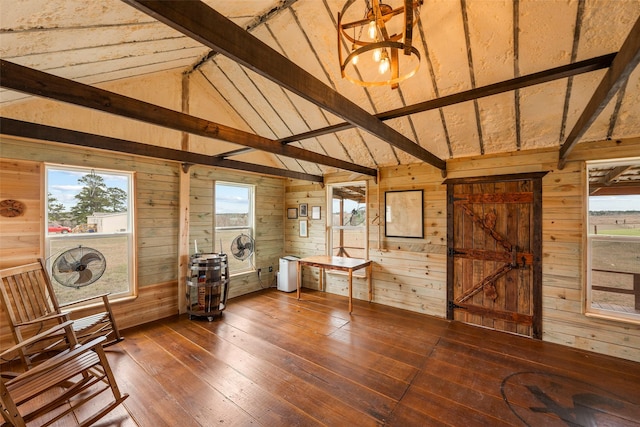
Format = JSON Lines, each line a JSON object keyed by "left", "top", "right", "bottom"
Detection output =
{"left": 0, "top": 199, "right": 26, "bottom": 217}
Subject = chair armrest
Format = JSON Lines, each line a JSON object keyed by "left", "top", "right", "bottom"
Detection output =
{"left": 14, "top": 312, "right": 70, "bottom": 326}
{"left": 8, "top": 336, "right": 107, "bottom": 384}
{"left": 0, "top": 320, "right": 75, "bottom": 359}
{"left": 59, "top": 293, "right": 111, "bottom": 308}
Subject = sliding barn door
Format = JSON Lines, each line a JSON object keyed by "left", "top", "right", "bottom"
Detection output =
{"left": 446, "top": 173, "right": 545, "bottom": 338}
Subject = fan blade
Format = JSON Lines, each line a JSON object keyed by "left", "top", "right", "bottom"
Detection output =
{"left": 75, "top": 268, "right": 93, "bottom": 285}
{"left": 56, "top": 257, "right": 78, "bottom": 273}
{"left": 243, "top": 242, "right": 253, "bottom": 252}
{"left": 80, "top": 252, "right": 102, "bottom": 265}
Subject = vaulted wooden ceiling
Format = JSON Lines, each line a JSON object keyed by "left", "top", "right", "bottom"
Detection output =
{"left": 1, "top": 1, "right": 639, "bottom": 181}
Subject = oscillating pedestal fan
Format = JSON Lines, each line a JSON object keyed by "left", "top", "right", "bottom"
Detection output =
{"left": 230, "top": 234, "right": 254, "bottom": 261}
{"left": 52, "top": 246, "right": 106, "bottom": 288}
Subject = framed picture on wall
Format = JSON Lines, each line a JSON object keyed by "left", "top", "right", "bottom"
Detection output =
{"left": 287, "top": 208, "right": 298, "bottom": 219}
{"left": 299, "top": 219, "right": 308, "bottom": 237}
{"left": 311, "top": 205, "right": 321, "bottom": 220}
{"left": 385, "top": 190, "right": 424, "bottom": 238}
{"left": 299, "top": 203, "right": 308, "bottom": 217}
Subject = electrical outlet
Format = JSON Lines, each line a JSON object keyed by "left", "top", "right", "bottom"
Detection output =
{"left": 268, "top": 266, "right": 273, "bottom": 272}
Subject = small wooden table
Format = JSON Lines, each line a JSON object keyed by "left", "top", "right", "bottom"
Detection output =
{"left": 296, "top": 255, "right": 373, "bottom": 313}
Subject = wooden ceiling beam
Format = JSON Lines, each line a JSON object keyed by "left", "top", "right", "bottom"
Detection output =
{"left": 278, "top": 53, "right": 616, "bottom": 145}
{"left": 600, "top": 165, "right": 633, "bottom": 185}
{"left": 122, "top": 0, "right": 446, "bottom": 171}
{"left": 0, "top": 60, "right": 375, "bottom": 178}
{"left": 0, "top": 118, "right": 324, "bottom": 183}
{"left": 559, "top": 16, "right": 640, "bottom": 169}
{"left": 589, "top": 184, "right": 640, "bottom": 196}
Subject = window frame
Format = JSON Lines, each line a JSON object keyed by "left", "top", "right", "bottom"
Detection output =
{"left": 44, "top": 164, "right": 136, "bottom": 306}
{"left": 326, "top": 181, "right": 368, "bottom": 260}
{"left": 214, "top": 181, "right": 256, "bottom": 275}
{"left": 585, "top": 158, "right": 640, "bottom": 324}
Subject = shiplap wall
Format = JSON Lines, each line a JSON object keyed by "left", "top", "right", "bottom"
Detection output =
{"left": 0, "top": 137, "right": 181, "bottom": 349}
{"left": 0, "top": 138, "right": 284, "bottom": 350}
{"left": 188, "top": 165, "right": 283, "bottom": 297}
{"left": 0, "top": 158, "right": 41, "bottom": 268}
{"left": 286, "top": 140, "right": 640, "bottom": 362}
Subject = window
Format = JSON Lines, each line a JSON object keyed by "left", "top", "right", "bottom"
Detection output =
{"left": 327, "top": 182, "right": 367, "bottom": 259}
{"left": 45, "top": 165, "right": 135, "bottom": 305}
{"left": 215, "top": 182, "right": 255, "bottom": 274}
{"left": 586, "top": 159, "right": 640, "bottom": 323}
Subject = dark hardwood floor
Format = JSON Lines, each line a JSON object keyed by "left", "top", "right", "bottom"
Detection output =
{"left": 44, "top": 289, "right": 640, "bottom": 426}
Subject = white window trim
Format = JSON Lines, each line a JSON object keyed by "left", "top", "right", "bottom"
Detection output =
{"left": 585, "top": 158, "right": 640, "bottom": 325}
{"left": 45, "top": 164, "right": 136, "bottom": 304}
{"left": 214, "top": 181, "right": 256, "bottom": 275}
{"left": 326, "top": 180, "right": 369, "bottom": 260}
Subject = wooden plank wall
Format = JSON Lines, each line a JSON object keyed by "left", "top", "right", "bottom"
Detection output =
{"left": 285, "top": 168, "right": 448, "bottom": 317}
{"left": 188, "top": 165, "right": 283, "bottom": 298}
{"left": 0, "top": 137, "right": 180, "bottom": 350}
{"left": 285, "top": 140, "right": 640, "bottom": 362}
{"left": 0, "top": 158, "right": 41, "bottom": 268}
{"left": 0, "top": 137, "right": 284, "bottom": 350}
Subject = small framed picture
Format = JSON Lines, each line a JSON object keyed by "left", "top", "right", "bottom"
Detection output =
{"left": 299, "top": 203, "right": 308, "bottom": 217}
{"left": 299, "top": 219, "right": 308, "bottom": 237}
{"left": 311, "top": 205, "right": 321, "bottom": 220}
{"left": 287, "top": 207, "right": 298, "bottom": 219}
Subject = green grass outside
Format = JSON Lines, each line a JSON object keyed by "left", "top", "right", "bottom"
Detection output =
{"left": 596, "top": 229, "right": 640, "bottom": 236}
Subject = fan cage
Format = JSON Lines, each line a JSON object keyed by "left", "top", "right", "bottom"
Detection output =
{"left": 230, "top": 233, "right": 255, "bottom": 261}
{"left": 51, "top": 246, "right": 106, "bottom": 288}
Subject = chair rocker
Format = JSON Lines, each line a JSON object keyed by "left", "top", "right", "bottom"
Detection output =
{"left": 0, "top": 259, "right": 123, "bottom": 369}
{"left": 0, "top": 321, "right": 128, "bottom": 427}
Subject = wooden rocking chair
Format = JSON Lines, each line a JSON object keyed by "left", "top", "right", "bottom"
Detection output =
{"left": 0, "top": 259, "right": 123, "bottom": 369}
{"left": 0, "top": 320, "right": 128, "bottom": 427}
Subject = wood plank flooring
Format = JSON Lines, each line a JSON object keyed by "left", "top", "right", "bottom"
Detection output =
{"left": 28, "top": 289, "right": 640, "bottom": 426}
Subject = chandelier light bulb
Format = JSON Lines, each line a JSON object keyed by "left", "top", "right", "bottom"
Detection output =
{"left": 368, "top": 20, "right": 377, "bottom": 39}
{"left": 338, "top": 0, "right": 423, "bottom": 88}
{"left": 378, "top": 56, "right": 390, "bottom": 74}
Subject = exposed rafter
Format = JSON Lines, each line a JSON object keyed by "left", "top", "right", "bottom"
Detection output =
{"left": 558, "top": 16, "right": 640, "bottom": 169}
{"left": 276, "top": 53, "right": 616, "bottom": 145}
{"left": 0, "top": 118, "right": 324, "bottom": 182}
{"left": 122, "top": 0, "right": 446, "bottom": 171}
{"left": 0, "top": 60, "right": 376, "bottom": 179}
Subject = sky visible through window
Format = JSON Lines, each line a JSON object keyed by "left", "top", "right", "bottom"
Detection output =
{"left": 216, "top": 184, "right": 249, "bottom": 214}
{"left": 589, "top": 195, "right": 640, "bottom": 211}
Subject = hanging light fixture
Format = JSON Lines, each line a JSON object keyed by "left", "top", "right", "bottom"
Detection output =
{"left": 338, "top": 0, "right": 423, "bottom": 89}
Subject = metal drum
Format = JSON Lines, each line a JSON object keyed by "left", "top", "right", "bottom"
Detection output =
{"left": 186, "top": 253, "right": 228, "bottom": 320}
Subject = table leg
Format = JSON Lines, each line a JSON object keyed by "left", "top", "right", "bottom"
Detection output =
{"left": 319, "top": 267, "right": 324, "bottom": 292}
{"left": 367, "top": 263, "right": 372, "bottom": 302}
{"left": 297, "top": 261, "right": 302, "bottom": 300}
{"left": 348, "top": 268, "right": 353, "bottom": 313}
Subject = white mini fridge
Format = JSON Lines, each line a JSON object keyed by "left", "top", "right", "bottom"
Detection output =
{"left": 278, "top": 256, "right": 299, "bottom": 292}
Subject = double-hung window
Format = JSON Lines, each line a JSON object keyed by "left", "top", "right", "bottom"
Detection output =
{"left": 586, "top": 158, "right": 640, "bottom": 323}
{"left": 215, "top": 182, "right": 255, "bottom": 274}
{"left": 327, "top": 181, "right": 368, "bottom": 259}
{"left": 45, "top": 165, "right": 135, "bottom": 305}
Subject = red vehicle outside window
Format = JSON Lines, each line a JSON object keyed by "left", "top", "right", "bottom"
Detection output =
{"left": 48, "top": 224, "right": 72, "bottom": 234}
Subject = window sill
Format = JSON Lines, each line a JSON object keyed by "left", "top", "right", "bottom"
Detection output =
{"left": 584, "top": 309, "right": 640, "bottom": 326}
{"left": 61, "top": 293, "right": 137, "bottom": 312}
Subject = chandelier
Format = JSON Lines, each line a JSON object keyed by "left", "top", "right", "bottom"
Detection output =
{"left": 338, "top": 0, "right": 423, "bottom": 89}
